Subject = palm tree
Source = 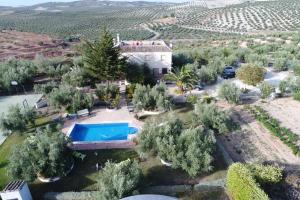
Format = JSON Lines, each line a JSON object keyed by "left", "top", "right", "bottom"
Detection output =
{"left": 168, "top": 67, "right": 198, "bottom": 94}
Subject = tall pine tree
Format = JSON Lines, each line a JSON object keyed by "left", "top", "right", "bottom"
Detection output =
{"left": 83, "top": 28, "right": 126, "bottom": 85}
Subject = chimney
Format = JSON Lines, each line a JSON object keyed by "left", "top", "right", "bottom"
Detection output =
{"left": 117, "top": 34, "right": 120, "bottom": 44}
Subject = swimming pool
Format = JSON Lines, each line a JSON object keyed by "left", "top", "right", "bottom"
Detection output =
{"left": 69, "top": 123, "right": 138, "bottom": 142}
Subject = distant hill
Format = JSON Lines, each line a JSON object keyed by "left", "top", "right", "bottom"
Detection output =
{"left": 0, "top": 0, "right": 298, "bottom": 40}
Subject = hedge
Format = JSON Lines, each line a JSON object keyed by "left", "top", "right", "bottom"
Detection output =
{"left": 227, "top": 163, "right": 269, "bottom": 200}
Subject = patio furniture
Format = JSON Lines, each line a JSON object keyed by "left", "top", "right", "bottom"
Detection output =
{"left": 77, "top": 109, "right": 89, "bottom": 117}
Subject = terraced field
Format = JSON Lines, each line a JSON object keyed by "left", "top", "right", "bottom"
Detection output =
{"left": 0, "top": 0, "right": 300, "bottom": 40}
{"left": 177, "top": 0, "right": 300, "bottom": 34}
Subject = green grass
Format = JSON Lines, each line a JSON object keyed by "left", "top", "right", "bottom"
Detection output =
{"left": 0, "top": 106, "right": 228, "bottom": 199}
{"left": 0, "top": 115, "right": 53, "bottom": 190}
{"left": 0, "top": 134, "right": 26, "bottom": 189}
{"left": 30, "top": 149, "right": 139, "bottom": 199}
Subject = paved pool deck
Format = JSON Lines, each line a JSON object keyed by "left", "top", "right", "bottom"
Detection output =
{"left": 62, "top": 85, "right": 144, "bottom": 149}
{"left": 62, "top": 106, "right": 143, "bottom": 135}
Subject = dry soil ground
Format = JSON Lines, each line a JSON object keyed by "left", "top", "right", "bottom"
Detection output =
{"left": 0, "top": 30, "right": 76, "bottom": 60}
{"left": 218, "top": 102, "right": 300, "bottom": 170}
{"left": 259, "top": 97, "right": 300, "bottom": 143}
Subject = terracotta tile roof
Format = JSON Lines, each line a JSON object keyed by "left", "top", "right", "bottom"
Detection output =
{"left": 119, "top": 40, "right": 172, "bottom": 53}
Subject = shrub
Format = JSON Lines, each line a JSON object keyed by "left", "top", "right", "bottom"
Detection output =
{"left": 227, "top": 163, "right": 269, "bottom": 200}
{"left": 236, "top": 64, "right": 265, "bottom": 86}
{"left": 96, "top": 84, "right": 120, "bottom": 108}
{"left": 8, "top": 125, "right": 72, "bottom": 181}
{"left": 193, "top": 102, "right": 235, "bottom": 134}
{"left": 132, "top": 83, "right": 171, "bottom": 112}
{"left": 248, "top": 164, "right": 283, "bottom": 185}
{"left": 198, "top": 65, "right": 218, "bottom": 85}
{"left": 48, "top": 84, "right": 93, "bottom": 112}
{"left": 125, "top": 63, "right": 155, "bottom": 86}
{"left": 137, "top": 116, "right": 216, "bottom": 177}
{"left": 279, "top": 80, "right": 290, "bottom": 94}
{"left": 34, "top": 81, "right": 58, "bottom": 95}
{"left": 291, "top": 59, "right": 300, "bottom": 76}
{"left": 172, "top": 53, "right": 194, "bottom": 69}
{"left": 218, "top": 81, "right": 241, "bottom": 104}
{"left": 260, "top": 82, "right": 275, "bottom": 99}
{"left": 0, "top": 59, "right": 37, "bottom": 91}
{"left": 274, "top": 58, "right": 289, "bottom": 72}
{"left": 97, "top": 159, "right": 141, "bottom": 200}
{"left": 62, "top": 66, "right": 86, "bottom": 87}
{"left": 0, "top": 105, "right": 35, "bottom": 135}
{"left": 175, "top": 127, "right": 216, "bottom": 177}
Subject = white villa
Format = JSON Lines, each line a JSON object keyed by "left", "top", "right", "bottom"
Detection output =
{"left": 118, "top": 37, "right": 172, "bottom": 79}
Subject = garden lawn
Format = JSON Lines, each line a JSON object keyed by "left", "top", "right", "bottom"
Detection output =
{"left": 30, "top": 148, "right": 228, "bottom": 199}
{"left": 29, "top": 149, "right": 139, "bottom": 199}
{"left": 0, "top": 115, "right": 53, "bottom": 190}
{"left": 0, "top": 134, "right": 26, "bottom": 189}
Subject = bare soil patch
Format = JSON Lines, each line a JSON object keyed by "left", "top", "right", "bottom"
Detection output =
{"left": 259, "top": 98, "right": 300, "bottom": 141}
{"left": 218, "top": 105, "right": 300, "bottom": 169}
{"left": 0, "top": 30, "right": 77, "bottom": 60}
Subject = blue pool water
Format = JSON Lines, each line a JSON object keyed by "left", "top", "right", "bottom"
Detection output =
{"left": 70, "top": 123, "right": 138, "bottom": 142}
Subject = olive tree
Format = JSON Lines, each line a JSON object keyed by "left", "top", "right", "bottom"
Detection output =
{"left": 260, "top": 82, "right": 275, "bottom": 99}
{"left": 97, "top": 159, "right": 142, "bottom": 200}
{"left": 0, "top": 105, "right": 36, "bottom": 135}
{"left": 8, "top": 125, "right": 72, "bottom": 181}
{"left": 138, "top": 116, "right": 216, "bottom": 177}
{"left": 48, "top": 84, "right": 93, "bottom": 112}
{"left": 218, "top": 81, "right": 241, "bottom": 104}
{"left": 193, "top": 101, "right": 234, "bottom": 134}
{"left": 132, "top": 83, "right": 171, "bottom": 112}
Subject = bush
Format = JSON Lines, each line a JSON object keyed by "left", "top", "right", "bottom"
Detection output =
{"left": 291, "top": 59, "right": 300, "bottom": 76}
{"left": 260, "top": 82, "right": 275, "bottom": 99}
{"left": 126, "top": 63, "right": 155, "bottom": 86}
{"left": 8, "top": 125, "right": 72, "bottom": 181}
{"left": 138, "top": 116, "right": 216, "bottom": 177}
{"left": 96, "top": 84, "right": 119, "bottom": 108}
{"left": 48, "top": 84, "right": 93, "bottom": 112}
{"left": 236, "top": 64, "right": 265, "bottom": 86}
{"left": 227, "top": 163, "right": 269, "bottom": 200}
{"left": 274, "top": 58, "right": 289, "bottom": 72}
{"left": 0, "top": 105, "right": 36, "bottom": 135}
{"left": 132, "top": 83, "right": 171, "bottom": 112}
{"left": 218, "top": 81, "right": 241, "bottom": 104}
{"left": 198, "top": 65, "right": 218, "bottom": 85}
{"left": 62, "top": 66, "right": 86, "bottom": 87}
{"left": 175, "top": 127, "right": 216, "bottom": 177}
{"left": 34, "top": 81, "right": 58, "bottom": 95}
{"left": 97, "top": 159, "right": 141, "bottom": 200}
{"left": 248, "top": 164, "right": 283, "bottom": 185}
{"left": 193, "top": 102, "right": 235, "bottom": 134}
{"left": 0, "top": 59, "right": 37, "bottom": 91}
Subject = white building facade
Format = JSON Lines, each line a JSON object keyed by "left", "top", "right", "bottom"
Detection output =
{"left": 0, "top": 180, "right": 33, "bottom": 200}
{"left": 119, "top": 40, "right": 172, "bottom": 79}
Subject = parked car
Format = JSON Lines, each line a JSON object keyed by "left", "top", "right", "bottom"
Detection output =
{"left": 222, "top": 66, "right": 236, "bottom": 79}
